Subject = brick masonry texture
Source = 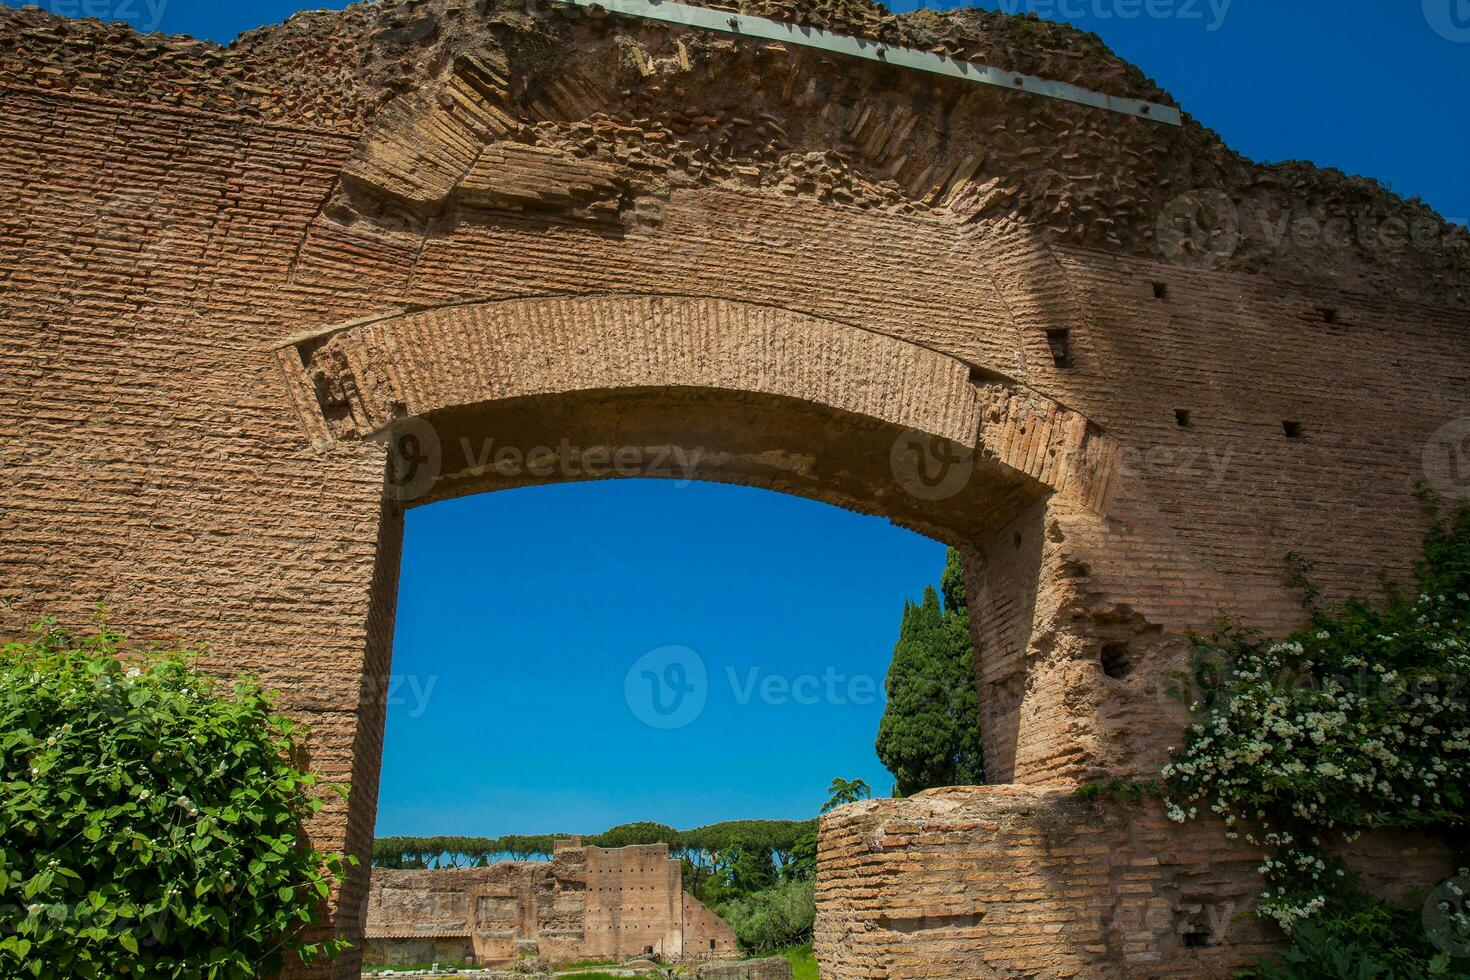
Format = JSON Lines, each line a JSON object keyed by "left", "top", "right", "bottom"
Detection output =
{"left": 0, "top": 0, "right": 1466, "bottom": 975}
{"left": 699, "top": 955, "right": 795, "bottom": 980}
{"left": 363, "top": 841, "right": 737, "bottom": 967}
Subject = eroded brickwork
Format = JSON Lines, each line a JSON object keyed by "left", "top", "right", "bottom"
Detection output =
{"left": 815, "top": 788, "right": 1452, "bottom": 978}
{"left": 364, "top": 842, "right": 736, "bottom": 966}
{"left": 0, "top": 0, "right": 1466, "bottom": 975}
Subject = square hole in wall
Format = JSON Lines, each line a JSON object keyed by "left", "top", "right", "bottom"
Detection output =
{"left": 1183, "top": 932, "right": 1212, "bottom": 948}
{"left": 1318, "top": 307, "right": 1339, "bottom": 324}
{"left": 1153, "top": 282, "right": 1169, "bottom": 300}
{"left": 1283, "top": 420, "right": 1305, "bottom": 439}
{"left": 1175, "top": 409, "right": 1192, "bottom": 428}
{"left": 1101, "top": 642, "right": 1135, "bottom": 679}
{"left": 1045, "top": 329, "right": 1073, "bottom": 369}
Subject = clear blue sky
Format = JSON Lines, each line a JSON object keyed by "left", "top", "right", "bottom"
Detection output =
{"left": 379, "top": 481, "right": 943, "bottom": 835}
{"left": 6, "top": 0, "right": 1464, "bottom": 219}
{"left": 14, "top": 0, "right": 1464, "bottom": 833}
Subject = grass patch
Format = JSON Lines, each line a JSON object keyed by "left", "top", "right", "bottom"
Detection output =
{"left": 556, "top": 960, "right": 622, "bottom": 971}
{"left": 767, "top": 945, "right": 818, "bottom": 980}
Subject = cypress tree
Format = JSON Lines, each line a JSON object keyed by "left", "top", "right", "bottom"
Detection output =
{"left": 875, "top": 548, "right": 984, "bottom": 796}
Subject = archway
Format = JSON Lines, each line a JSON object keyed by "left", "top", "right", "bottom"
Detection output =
{"left": 273, "top": 291, "right": 1118, "bottom": 975}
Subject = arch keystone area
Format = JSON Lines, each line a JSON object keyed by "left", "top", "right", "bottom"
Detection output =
{"left": 273, "top": 293, "right": 1119, "bottom": 516}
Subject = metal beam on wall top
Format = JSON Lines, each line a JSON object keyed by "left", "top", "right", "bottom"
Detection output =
{"left": 557, "top": 0, "right": 1184, "bottom": 126}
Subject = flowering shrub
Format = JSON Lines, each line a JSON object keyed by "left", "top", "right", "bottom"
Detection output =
{"left": 1162, "top": 498, "right": 1470, "bottom": 936}
{"left": 0, "top": 621, "right": 350, "bottom": 977}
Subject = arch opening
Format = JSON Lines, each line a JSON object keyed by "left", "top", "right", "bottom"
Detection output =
{"left": 273, "top": 291, "right": 1119, "bottom": 975}
{"left": 366, "top": 475, "right": 957, "bottom": 970}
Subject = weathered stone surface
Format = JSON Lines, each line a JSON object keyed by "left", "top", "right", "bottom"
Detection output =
{"left": 366, "top": 841, "right": 736, "bottom": 966}
{"left": 815, "top": 788, "right": 1452, "bottom": 979}
{"left": 698, "top": 955, "right": 794, "bottom": 980}
{"left": 0, "top": 0, "right": 1466, "bottom": 977}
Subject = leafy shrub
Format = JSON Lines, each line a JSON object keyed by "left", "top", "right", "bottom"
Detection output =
{"left": 1162, "top": 499, "right": 1470, "bottom": 931}
{"left": 1245, "top": 922, "right": 1466, "bottom": 980}
{"left": 774, "top": 944, "right": 820, "bottom": 980}
{"left": 714, "top": 879, "right": 815, "bottom": 953}
{"left": 0, "top": 622, "right": 350, "bottom": 977}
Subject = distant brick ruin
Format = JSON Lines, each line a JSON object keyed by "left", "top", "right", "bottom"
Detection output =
{"left": 1, "top": 0, "right": 1467, "bottom": 974}
{"left": 363, "top": 840, "right": 736, "bottom": 968}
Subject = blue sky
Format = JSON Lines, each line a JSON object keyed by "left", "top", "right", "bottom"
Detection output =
{"left": 379, "top": 481, "right": 942, "bottom": 835}
{"left": 7, "top": 0, "right": 1464, "bottom": 219}
{"left": 14, "top": 0, "right": 1464, "bottom": 833}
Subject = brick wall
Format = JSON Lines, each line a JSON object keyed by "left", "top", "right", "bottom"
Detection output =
{"left": 364, "top": 843, "right": 736, "bottom": 966}
{"left": 1, "top": 0, "right": 1466, "bottom": 975}
{"left": 815, "top": 787, "right": 1452, "bottom": 978}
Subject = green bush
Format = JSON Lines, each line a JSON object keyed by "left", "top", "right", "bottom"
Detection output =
{"left": 715, "top": 879, "right": 815, "bottom": 953}
{"left": 0, "top": 621, "right": 350, "bottom": 977}
{"left": 1245, "top": 922, "right": 1466, "bottom": 980}
{"left": 771, "top": 943, "right": 819, "bottom": 980}
{"left": 1162, "top": 499, "right": 1470, "bottom": 931}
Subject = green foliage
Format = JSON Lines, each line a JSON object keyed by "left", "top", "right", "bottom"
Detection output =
{"left": 782, "top": 826, "right": 817, "bottom": 883}
{"left": 819, "top": 777, "right": 870, "bottom": 813}
{"left": 714, "top": 879, "right": 815, "bottom": 953}
{"left": 876, "top": 549, "right": 984, "bottom": 796}
{"left": 1074, "top": 779, "right": 1161, "bottom": 804}
{"left": 770, "top": 944, "right": 819, "bottom": 980}
{"left": 371, "top": 818, "right": 817, "bottom": 876}
{"left": 0, "top": 621, "right": 349, "bottom": 977}
{"left": 1162, "top": 500, "right": 1470, "bottom": 932}
{"left": 1245, "top": 922, "right": 1465, "bottom": 980}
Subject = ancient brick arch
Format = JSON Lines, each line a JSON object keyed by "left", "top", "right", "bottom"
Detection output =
{"left": 273, "top": 295, "right": 1138, "bottom": 956}
{"left": 2, "top": 0, "right": 1468, "bottom": 974}
{"left": 275, "top": 292, "right": 1116, "bottom": 520}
